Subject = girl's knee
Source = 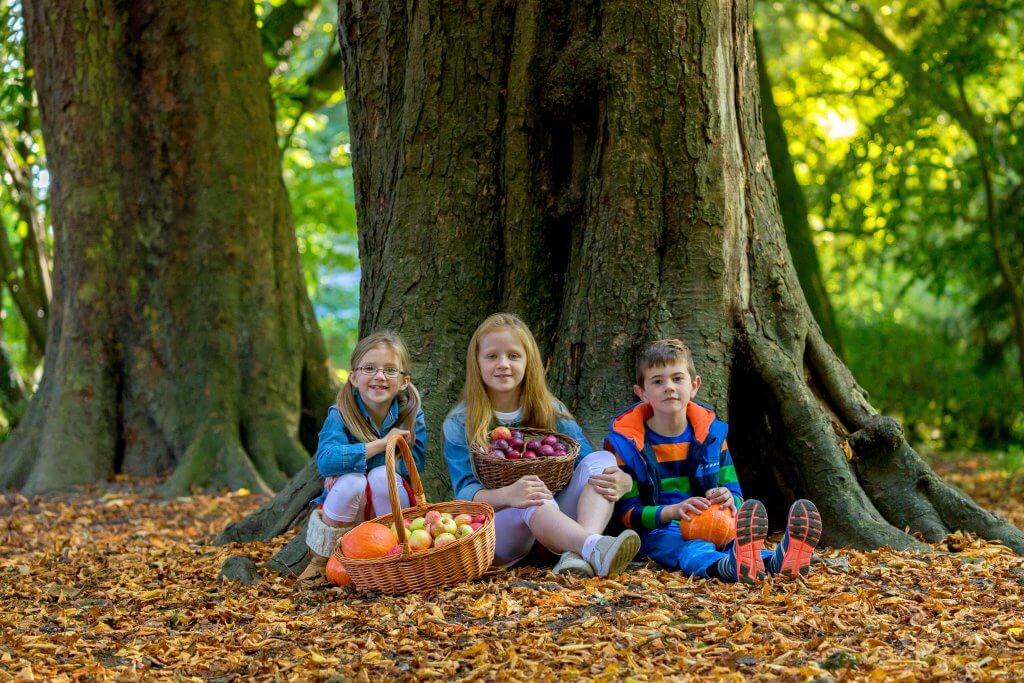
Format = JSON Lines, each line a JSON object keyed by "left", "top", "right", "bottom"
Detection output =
{"left": 326, "top": 472, "right": 367, "bottom": 497}
{"left": 522, "top": 498, "right": 559, "bottom": 525}
{"left": 366, "top": 465, "right": 400, "bottom": 489}
{"left": 578, "top": 450, "right": 617, "bottom": 475}
{"left": 322, "top": 472, "right": 368, "bottom": 522}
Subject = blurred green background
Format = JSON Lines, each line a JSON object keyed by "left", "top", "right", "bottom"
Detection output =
{"left": 1, "top": 0, "right": 1021, "bottom": 457}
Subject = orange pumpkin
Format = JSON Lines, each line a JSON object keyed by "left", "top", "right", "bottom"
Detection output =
{"left": 678, "top": 503, "right": 736, "bottom": 548}
{"left": 325, "top": 556, "right": 351, "bottom": 586}
{"left": 340, "top": 522, "right": 398, "bottom": 559}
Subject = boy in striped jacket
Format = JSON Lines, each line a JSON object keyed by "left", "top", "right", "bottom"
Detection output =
{"left": 604, "top": 339, "right": 822, "bottom": 583}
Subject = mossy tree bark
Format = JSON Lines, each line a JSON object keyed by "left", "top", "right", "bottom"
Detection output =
{"left": 228, "top": 0, "right": 1024, "bottom": 567}
{"left": 0, "top": 0, "right": 335, "bottom": 497}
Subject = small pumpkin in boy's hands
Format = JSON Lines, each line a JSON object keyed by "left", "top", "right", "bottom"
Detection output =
{"left": 678, "top": 502, "right": 736, "bottom": 548}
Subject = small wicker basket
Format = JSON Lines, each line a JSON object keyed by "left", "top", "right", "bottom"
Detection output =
{"left": 471, "top": 427, "right": 580, "bottom": 492}
{"left": 333, "top": 433, "right": 496, "bottom": 594}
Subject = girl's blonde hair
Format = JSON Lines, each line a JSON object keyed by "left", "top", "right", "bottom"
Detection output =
{"left": 337, "top": 331, "right": 421, "bottom": 445}
{"left": 461, "top": 313, "right": 570, "bottom": 448}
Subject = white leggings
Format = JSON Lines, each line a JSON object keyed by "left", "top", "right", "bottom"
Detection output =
{"left": 321, "top": 466, "right": 411, "bottom": 523}
{"left": 492, "top": 450, "right": 617, "bottom": 566}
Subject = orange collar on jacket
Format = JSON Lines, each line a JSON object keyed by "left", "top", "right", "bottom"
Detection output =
{"left": 610, "top": 401, "right": 716, "bottom": 452}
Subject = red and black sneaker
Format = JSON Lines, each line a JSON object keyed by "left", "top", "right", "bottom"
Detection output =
{"left": 721, "top": 499, "right": 768, "bottom": 583}
{"left": 769, "top": 499, "right": 822, "bottom": 577}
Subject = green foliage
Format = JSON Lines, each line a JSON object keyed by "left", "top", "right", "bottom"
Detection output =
{"left": 758, "top": 0, "right": 1024, "bottom": 449}
{"left": 0, "top": 0, "right": 46, "bottom": 388}
{"left": 259, "top": 0, "right": 359, "bottom": 368}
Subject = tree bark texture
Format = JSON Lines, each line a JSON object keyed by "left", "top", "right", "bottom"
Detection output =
{"left": 0, "top": 0, "right": 336, "bottom": 496}
{"left": 226, "top": 0, "right": 1024, "bottom": 561}
{"left": 233, "top": 0, "right": 1024, "bottom": 559}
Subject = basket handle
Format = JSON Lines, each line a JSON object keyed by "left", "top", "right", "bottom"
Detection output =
{"left": 385, "top": 432, "right": 427, "bottom": 547}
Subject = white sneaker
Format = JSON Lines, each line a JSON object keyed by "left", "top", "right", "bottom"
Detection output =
{"left": 584, "top": 530, "right": 640, "bottom": 577}
{"left": 552, "top": 551, "right": 595, "bottom": 577}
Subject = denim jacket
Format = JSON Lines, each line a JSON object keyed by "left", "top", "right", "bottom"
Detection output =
{"left": 443, "top": 401, "right": 593, "bottom": 502}
{"left": 311, "top": 393, "right": 427, "bottom": 506}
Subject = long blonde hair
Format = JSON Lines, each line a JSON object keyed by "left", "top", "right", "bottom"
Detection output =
{"left": 337, "top": 331, "right": 421, "bottom": 445}
{"left": 461, "top": 313, "right": 569, "bottom": 448}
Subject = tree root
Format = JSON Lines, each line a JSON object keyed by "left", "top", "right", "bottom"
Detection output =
{"left": 214, "top": 460, "right": 322, "bottom": 545}
{"left": 801, "top": 327, "right": 1024, "bottom": 552}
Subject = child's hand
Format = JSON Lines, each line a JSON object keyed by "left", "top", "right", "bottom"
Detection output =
{"left": 501, "top": 475, "right": 553, "bottom": 509}
{"left": 666, "top": 497, "right": 711, "bottom": 522}
{"left": 385, "top": 428, "right": 412, "bottom": 443}
{"left": 366, "top": 428, "right": 413, "bottom": 456}
{"left": 705, "top": 487, "right": 736, "bottom": 514}
{"left": 587, "top": 467, "right": 633, "bottom": 502}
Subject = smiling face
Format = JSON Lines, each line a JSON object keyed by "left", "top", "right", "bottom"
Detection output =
{"left": 634, "top": 361, "right": 701, "bottom": 420}
{"left": 349, "top": 344, "right": 408, "bottom": 414}
{"left": 476, "top": 328, "right": 527, "bottom": 404}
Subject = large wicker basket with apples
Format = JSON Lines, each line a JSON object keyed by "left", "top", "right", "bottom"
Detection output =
{"left": 471, "top": 426, "right": 580, "bottom": 493}
{"left": 331, "top": 433, "right": 496, "bottom": 594}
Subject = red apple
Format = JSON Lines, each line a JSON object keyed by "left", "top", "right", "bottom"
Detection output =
{"left": 506, "top": 450, "right": 523, "bottom": 460}
{"left": 472, "top": 514, "right": 487, "bottom": 525}
{"left": 525, "top": 440, "right": 541, "bottom": 453}
{"left": 521, "top": 451, "right": 536, "bottom": 459}
{"left": 424, "top": 510, "right": 442, "bottom": 525}
{"left": 428, "top": 519, "right": 447, "bottom": 537}
{"left": 509, "top": 437, "right": 525, "bottom": 451}
{"left": 386, "top": 545, "right": 403, "bottom": 557}
{"left": 490, "top": 427, "right": 512, "bottom": 442}
{"left": 469, "top": 521, "right": 483, "bottom": 531}
{"left": 543, "top": 435, "right": 559, "bottom": 447}
{"left": 454, "top": 513, "right": 473, "bottom": 526}
{"left": 539, "top": 444, "right": 555, "bottom": 457}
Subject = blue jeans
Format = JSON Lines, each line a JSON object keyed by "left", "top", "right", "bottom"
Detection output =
{"left": 641, "top": 522, "right": 773, "bottom": 580}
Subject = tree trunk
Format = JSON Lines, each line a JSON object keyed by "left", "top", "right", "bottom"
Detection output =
{"left": 229, "top": 0, "right": 1024, "bottom": 565}
{"left": 754, "top": 29, "right": 842, "bottom": 355}
{"left": 0, "top": 0, "right": 335, "bottom": 497}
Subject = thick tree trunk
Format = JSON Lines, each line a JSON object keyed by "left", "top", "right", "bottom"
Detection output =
{"left": 0, "top": 0, "right": 336, "bottom": 496}
{"left": 230, "top": 0, "right": 1024, "bottom": 565}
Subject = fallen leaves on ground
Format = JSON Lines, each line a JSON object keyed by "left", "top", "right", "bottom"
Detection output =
{"left": 1, "top": 464, "right": 1023, "bottom": 682}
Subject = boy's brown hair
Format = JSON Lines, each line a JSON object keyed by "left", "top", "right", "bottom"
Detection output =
{"left": 635, "top": 339, "right": 697, "bottom": 386}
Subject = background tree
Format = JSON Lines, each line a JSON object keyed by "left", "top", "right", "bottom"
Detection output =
{"left": 225, "top": 0, "right": 1024, "bottom": 572}
{"left": 0, "top": 0, "right": 335, "bottom": 496}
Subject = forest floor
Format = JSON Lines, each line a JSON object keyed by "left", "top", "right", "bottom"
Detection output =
{"left": 1, "top": 455, "right": 1023, "bottom": 682}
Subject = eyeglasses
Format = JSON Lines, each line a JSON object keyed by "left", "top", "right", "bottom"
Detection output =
{"left": 354, "top": 364, "right": 406, "bottom": 379}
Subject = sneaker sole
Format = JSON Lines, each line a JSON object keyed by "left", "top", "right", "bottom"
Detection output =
{"left": 779, "top": 499, "right": 822, "bottom": 577}
{"left": 601, "top": 530, "right": 641, "bottom": 576}
{"left": 735, "top": 500, "right": 768, "bottom": 583}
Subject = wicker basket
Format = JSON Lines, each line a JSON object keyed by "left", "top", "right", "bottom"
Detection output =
{"left": 471, "top": 427, "right": 580, "bottom": 492}
{"left": 333, "top": 433, "right": 496, "bottom": 594}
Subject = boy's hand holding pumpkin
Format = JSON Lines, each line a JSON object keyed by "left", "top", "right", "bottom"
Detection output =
{"left": 705, "top": 487, "right": 737, "bottom": 514}
{"left": 662, "top": 496, "right": 711, "bottom": 523}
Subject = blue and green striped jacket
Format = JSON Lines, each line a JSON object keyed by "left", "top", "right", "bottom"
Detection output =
{"left": 604, "top": 400, "right": 742, "bottom": 534}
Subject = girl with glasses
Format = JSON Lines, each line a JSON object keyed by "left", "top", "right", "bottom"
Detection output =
{"left": 298, "top": 331, "right": 426, "bottom": 581}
